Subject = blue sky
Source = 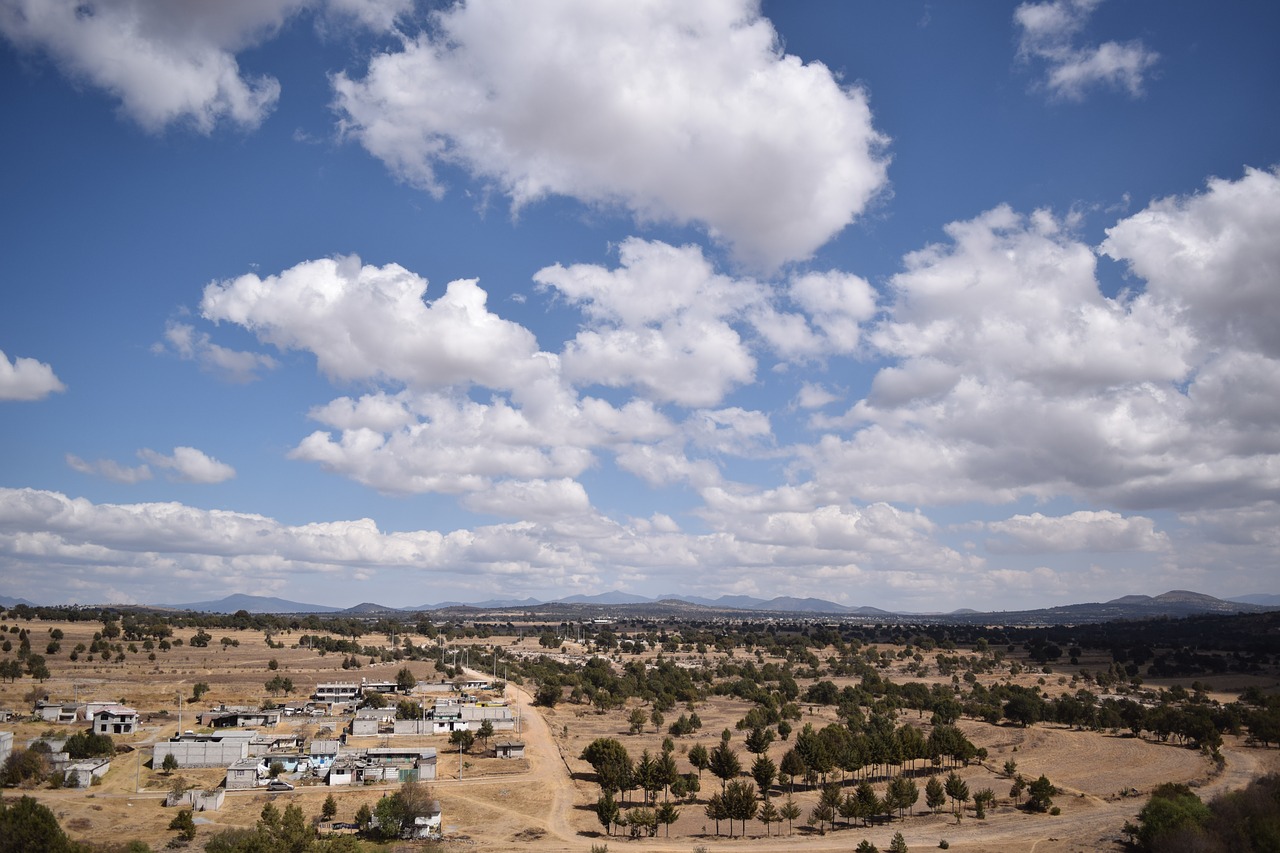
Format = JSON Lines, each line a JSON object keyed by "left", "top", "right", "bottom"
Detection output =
{"left": 1, "top": 0, "right": 1278, "bottom": 610}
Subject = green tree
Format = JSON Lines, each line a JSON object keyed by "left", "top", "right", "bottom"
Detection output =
{"left": 855, "top": 841, "right": 879, "bottom": 853}
{"left": 687, "top": 743, "right": 710, "bottom": 778}
{"left": 596, "top": 789, "right": 620, "bottom": 835}
{"left": 889, "top": 830, "right": 909, "bottom": 853}
{"left": 1026, "top": 775, "right": 1056, "bottom": 813}
{"left": 477, "top": 719, "right": 495, "bottom": 752}
{"left": 395, "top": 666, "right": 416, "bottom": 692}
{"left": 655, "top": 800, "right": 680, "bottom": 837}
{"left": 628, "top": 707, "right": 648, "bottom": 734}
{"left": 944, "top": 771, "right": 970, "bottom": 819}
{"left": 709, "top": 743, "right": 742, "bottom": 791}
{"left": 354, "top": 803, "right": 372, "bottom": 829}
{"left": 449, "top": 729, "right": 475, "bottom": 754}
{"left": 724, "top": 779, "right": 758, "bottom": 837}
{"left": 192, "top": 682, "right": 210, "bottom": 702}
{"left": 751, "top": 754, "right": 776, "bottom": 800}
{"left": 322, "top": 793, "right": 338, "bottom": 821}
{"left": 779, "top": 796, "right": 801, "bottom": 835}
{"left": 926, "top": 776, "right": 947, "bottom": 813}
{"left": 161, "top": 753, "right": 179, "bottom": 775}
{"left": 758, "top": 799, "right": 779, "bottom": 836}
{"left": 1131, "top": 783, "right": 1210, "bottom": 849}
{"left": 580, "top": 738, "right": 632, "bottom": 794}
{"left": 0, "top": 795, "right": 80, "bottom": 853}
{"left": 168, "top": 809, "right": 197, "bottom": 841}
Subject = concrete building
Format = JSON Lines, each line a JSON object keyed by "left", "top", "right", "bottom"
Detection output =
{"left": 314, "top": 682, "right": 360, "bottom": 703}
{"left": 225, "top": 757, "right": 267, "bottom": 790}
{"left": 494, "top": 740, "right": 525, "bottom": 759}
{"left": 0, "top": 730, "right": 12, "bottom": 768}
{"left": 325, "top": 747, "right": 436, "bottom": 786}
{"left": 93, "top": 705, "right": 138, "bottom": 735}
{"left": 350, "top": 707, "right": 395, "bottom": 737}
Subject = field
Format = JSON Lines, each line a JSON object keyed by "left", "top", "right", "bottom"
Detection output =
{"left": 1, "top": 617, "right": 1278, "bottom": 852}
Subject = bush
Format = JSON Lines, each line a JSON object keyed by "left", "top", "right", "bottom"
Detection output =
{"left": 938, "top": 842, "right": 949, "bottom": 850}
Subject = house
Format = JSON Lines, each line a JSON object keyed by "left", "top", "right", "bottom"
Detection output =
{"left": 350, "top": 707, "right": 395, "bottom": 737}
{"left": 154, "top": 731, "right": 256, "bottom": 769}
{"left": 456, "top": 679, "right": 491, "bottom": 692}
{"left": 325, "top": 747, "right": 436, "bottom": 786}
{"left": 360, "top": 678, "right": 398, "bottom": 695}
{"left": 248, "top": 733, "right": 302, "bottom": 755}
{"left": 93, "top": 705, "right": 139, "bottom": 735}
{"left": 57, "top": 757, "right": 112, "bottom": 788}
{"left": 494, "top": 740, "right": 525, "bottom": 759}
{"left": 168, "top": 789, "right": 224, "bottom": 812}
{"left": 225, "top": 757, "right": 267, "bottom": 790}
{"left": 314, "top": 682, "right": 360, "bottom": 703}
{"left": 308, "top": 739, "right": 342, "bottom": 772}
{"left": 35, "top": 701, "right": 79, "bottom": 724}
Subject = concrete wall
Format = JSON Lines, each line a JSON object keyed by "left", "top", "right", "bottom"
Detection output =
{"left": 154, "top": 739, "right": 248, "bottom": 769}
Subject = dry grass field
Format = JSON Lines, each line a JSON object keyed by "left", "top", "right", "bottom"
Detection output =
{"left": 1, "top": 617, "right": 1277, "bottom": 852}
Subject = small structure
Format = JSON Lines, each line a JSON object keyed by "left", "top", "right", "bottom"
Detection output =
{"left": 360, "top": 678, "right": 398, "bottom": 695}
{"left": 325, "top": 747, "right": 436, "bottom": 786}
{"left": 350, "top": 707, "right": 395, "bottom": 737}
{"left": 93, "top": 705, "right": 139, "bottom": 735}
{"left": 57, "top": 757, "right": 111, "bottom": 788}
{"left": 308, "top": 739, "right": 342, "bottom": 773}
{"left": 168, "top": 789, "right": 224, "bottom": 812}
{"left": 0, "top": 730, "right": 13, "bottom": 767}
{"left": 225, "top": 757, "right": 267, "bottom": 790}
{"left": 35, "top": 701, "right": 79, "bottom": 724}
{"left": 248, "top": 733, "right": 302, "bottom": 755}
{"left": 494, "top": 740, "right": 525, "bottom": 760}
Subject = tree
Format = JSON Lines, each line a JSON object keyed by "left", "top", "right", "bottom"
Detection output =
{"left": 926, "top": 776, "right": 947, "bottom": 813}
{"left": 628, "top": 707, "right": 648, "bottom": 734}
{"left": 751, "top": 754, "right": 776, "bottom": 800}
{"left": 888, "top": 775, "right": 919, "bottom": 818}
{"left": 0, "top": 659, "right": 22, "bottom": 682}
{"left": 580, "top": 738, "right": 632, "bottom": 794}
{"left": 476, "top": 719, "right": 495, "bottom": 752}
{"left": 192, "top": 682, "right": 210, "bottom": 702}
{"left": 267, "top": 658, "right": 279, "bottom": 671}
{"left": 26, "top": 656, "right": 49, "bottom": 683}
{"left": 889, "top": 830, "right": 909, "bottom": 853}
{"left": 779, "top": 796, "right": 801, "bottom": 836}
{"left": 688, "top": 743, "right": 710, "bottom": 778}
{"left": 596, "top": 790, "right": 620, "bottom": 835}
{"left": 758, "top": 799, "right": 779, "bottom": 836}
{"left": 0, "top": 795, "right": 80, "bottom": 853}
{"left": 1130, "top": 782, "right": 1211, "bottom": 850}
{"left": 855, "top": 780, "right": 879, "bottom": 827}
{"left": 354, "top": 803, "right": 373, "bottom": 830}
{"left": 745, "top": 726, "right": 775, "bottom": 756}
{"left": 449, "top": 729, "right": 475, "bottom": 755}
{"left": 395, "top": 666, "right": 417, "bottom": 692}
{"left": 780, "top": 747, "right": 805, "bottom": 791}
{"left": 655, "top": 800, "right": 680, "bottom": 837}
{"left": 650, "top": 708, "right": 664, "bottom": 733}
{"left": 856, "top": 841, "right": 880, "bottom": 853}
{"left": 1027, "top": 775, "right": 1056, "bottom": 813}
{"left": 945, "top": 772, "right": 970, "bottom": 820}
{"left": 321, "top": 793, "right": 338, "bottom": 821}
{"left": 724, "top": 779, "right": 758, "bottom": 837}
{"left": 168, "top": 809, "right": 197, "bottom": 841}
{"left": 161, "top": 753, "right": 179, "bottom": 775}
{"left": 535, "top": 682, "right": 560, "bottom": 707}
{"left": 709, "top": 743, "right": 741, "bottom": 790}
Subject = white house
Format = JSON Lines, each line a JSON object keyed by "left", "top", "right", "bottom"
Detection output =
{"left": 93, "top": 705, "right": 139, "bottom": 735}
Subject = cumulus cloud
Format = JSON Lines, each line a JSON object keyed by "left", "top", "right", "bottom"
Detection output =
{"left": 1015, "top": 0, "right": 1158, "bottom": 100}
{"left": 65, "top": 453, "right": 152, "bottom": 484}
{"left": 0, "top": 349, "right": 65, "bottom": 401}
{"left": 202, "top": 255, "right": 547, "bottom": 392}
{"left": 983, "top": 510, "right": 1169, "bottom": 553}
{"left": 332, "top": 0, "right": 888, "bottom": 268}
{"left": 156, "top": 321, "right": 278, "bottom": 383}
{"left": 802, "top": 168, "right": 1280, "bottom": 513}
{"left": 0, "top": 486, "right": 977, "bottom": 607}
{"left": 0, "top": 0, "right": 300, "bottom": 132}
{"left": 138, "top": 447, "right": 236, "bottom": 484}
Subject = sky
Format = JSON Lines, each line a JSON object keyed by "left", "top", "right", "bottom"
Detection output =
{"left": 1, "top": 0, "right": 1278, "bottom": 612}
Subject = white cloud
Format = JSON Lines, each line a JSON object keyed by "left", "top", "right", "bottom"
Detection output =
{"left": 0, "top": 349, "right": 65, "bottom": 401}
{"left": 536, "top": 239, "right": 768, "bottom": 407}
{"left": 1014, "top": 0, "right": 1158, "bottom": 100}
{"left": 802, "top": 170, "right": 1280, "bottom": 513}
{"left": 138, "top": 447, "right": 236, "bottom": 484}
{"left": 65, "top": 453, "right": 152, "bottom": 484}
{"left": 156, "top": 321, "right": 278, "bottom": 383}
{"left": 983, "top": 510, "right": 1168, "bottom": 553}
{"left": 460, "top": 478, "right": 591, "bottom": 520}
{"left": 0, "top": 0, "right": 299, "bottom": 132}
{"left": 1100, "top": 167, "right": 1280, "bottom": 358}
{"left": 332, "top": 0, "right": 888, "bottom": 268}
{"left": 201, "top": 255, "right": 547, "bottom": 392}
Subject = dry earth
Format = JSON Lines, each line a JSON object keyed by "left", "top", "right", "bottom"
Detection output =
{"left": 1, "top": 619, "right": 1277, "bottom": 852}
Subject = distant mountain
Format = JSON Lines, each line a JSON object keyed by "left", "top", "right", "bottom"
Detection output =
{"left": 557, "top": 590, "right": 653, "bottom": 605}
{"left": 0, "top": 595, "right": 38, "bottom": 608}
{"left": 170, "top": 594, "right": 341, "bottom": 614}
{"left": 417, "top": 597, "right": 543, "bottom": 610}
{"left": 1227, "top": 593, "right": 1280, "bottom": 607}
{"left": 340, "top": 602, "right": 403, "bottom": 615}
{"left": 759, "top": 596, "right": 850, "bottom": 613}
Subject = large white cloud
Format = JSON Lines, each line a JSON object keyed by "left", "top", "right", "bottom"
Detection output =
{"left": 201, "top": 255, "right": 547, "bottom": 392}
{"left": 803, "top": 169, "right": 1280, "bottom": 514}
{"left": 1014, "top": 0, "right": 1159, "bottom": 100}
{"left": 0, "top": 349, "right": 65, "bottom": 401}
{"left": 332, "top": 0, "right": 888, "bottom": 268}
{"left": 0, "top": 0, "right": 411, "bottom": 133}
